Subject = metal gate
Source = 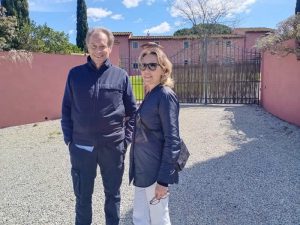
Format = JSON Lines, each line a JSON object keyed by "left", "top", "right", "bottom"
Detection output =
{"left": 171, "top": 39, "right": 261, "bottom": 104}
{"left": 120, "top": 39, "right": 261, "bottom": 104}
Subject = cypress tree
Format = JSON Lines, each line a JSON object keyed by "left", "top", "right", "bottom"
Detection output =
{"left": 296, "top": 0, "right": 300, "bottom": 14}
{"left": 1, "top": 0, "right": 29, "bottom": 27}
{"left": 1, "top": 0, "right": 16, "bottom": 17}
{"left": 16, "top": 0, "right": 29, "bottom": 26}
{"left": 76, "top": 0, "right": 88, "bottom": 51}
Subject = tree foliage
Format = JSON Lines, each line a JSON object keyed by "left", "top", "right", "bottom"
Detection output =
{"left": 1, "top": 0, "right": 29, "bottom": 28}
{"left": 256, "top": 15, "right": 300, "bottom": 56}
{"left": 76, "top": 0, "right": 88, "bottom": 51}
{"left": 170, "top": 0, "right": 238, "bottom": 39}
{"left": 0, "top": 6, "right": 17, "bottom": 50}
{"left": 0, "top": 1, "right": 84, "bottom": 54}
{"left": 1, "top": 0, "right": 15, "bottom": 16}
{"left": 296, "top": 0, "right": 300, "bottom": 14}
{"left": 16, "top": 21, "right": 83, "bottom": 54}
{"left": 0, "top": 4, "right": 83, "bottom": 54}
{"left": 174, "top": 24, "right": 232, "bottom": 36}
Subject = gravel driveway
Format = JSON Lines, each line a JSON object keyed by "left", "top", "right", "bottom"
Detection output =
{"left": 1, "top": 105, "right": 299, "bottom": 225}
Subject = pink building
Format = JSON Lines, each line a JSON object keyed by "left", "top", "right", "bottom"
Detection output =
{"left": 233, "top": 27, "right": 273, "bottom": 50}
{"left": 113, "top": 28, "right": 273, "bottom": 75}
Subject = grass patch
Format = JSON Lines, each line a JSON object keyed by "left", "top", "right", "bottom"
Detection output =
{"left": 129, "top": 75, "right": 144, "bottom": 101}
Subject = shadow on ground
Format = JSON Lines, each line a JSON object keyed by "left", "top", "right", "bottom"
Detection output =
{"left": 123, "top": 105, "right": 300, "bottom": 225}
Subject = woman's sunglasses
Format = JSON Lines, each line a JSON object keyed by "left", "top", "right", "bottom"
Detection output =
{"left": 138, "top": 63, "right": 161, "bottom": 71}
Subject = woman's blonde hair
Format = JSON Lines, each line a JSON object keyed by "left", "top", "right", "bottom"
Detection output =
{"left": 138, "top": 42, "right": 174, "bottom": 88}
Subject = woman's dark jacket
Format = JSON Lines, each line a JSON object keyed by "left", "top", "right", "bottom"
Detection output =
{"left": 129, "top": 85, "right": 181, "bottom": 188}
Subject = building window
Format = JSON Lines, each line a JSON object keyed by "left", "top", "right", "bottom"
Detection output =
{"left": 132, "top": 63, "right": 139, "bottom": 69}
{"left": 183, "top": 40, "right": 189, "bottom": 49}
{"left": 132, "top": 41, "right": 139, "bottom": 49}
{"left": 184, "top": 59, "right": 188, "bottom": 65}
{"left": 226, "top": 40, "right": 231, "bottom": 47}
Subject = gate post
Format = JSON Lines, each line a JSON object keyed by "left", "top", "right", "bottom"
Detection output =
{"left": 202, "top": 38, "right": 209, "bottom": 104}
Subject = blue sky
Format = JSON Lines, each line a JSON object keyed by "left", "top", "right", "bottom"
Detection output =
{"left": 28, "top": 0, "right": 297, "bottom": 44}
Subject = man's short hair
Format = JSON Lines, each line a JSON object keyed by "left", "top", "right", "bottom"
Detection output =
{"left": 85, "top": 27, "right": 115, "bottom": 48}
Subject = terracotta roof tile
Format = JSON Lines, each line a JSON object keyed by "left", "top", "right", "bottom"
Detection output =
{"left": 129, "top": 34, "right": 244, "bottom": 40}
{"left": 112, "top": 32, "right": 132, "bottom": 36}
{"left": 234, "top": 27, "right": 274, "bottom": 32}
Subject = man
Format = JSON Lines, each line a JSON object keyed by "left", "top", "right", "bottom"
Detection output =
{"left": 61, "top": 27, "right": 137, "bottom": 225}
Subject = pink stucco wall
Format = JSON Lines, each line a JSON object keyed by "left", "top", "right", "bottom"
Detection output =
{"left": 0, "top": 46, "right": 119, "bottom": 128}
{"left": 127, "top": 38, "right": 246, "bottom": 61}
{"left": 261, "top": 40, "right": 300, "bottom": 126}
{"left": 116, "top": 35, "right": 130, "bottom": 59}
{"left": 244, "top": 32, "right": 266, "bottom": 50}
{"left": 114, "top": 37, "right": 247, "bottom": 75}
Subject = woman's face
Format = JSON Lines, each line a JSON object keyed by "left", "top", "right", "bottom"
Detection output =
{"left": 140, "top": 54, "right": 164, "bottom": 91}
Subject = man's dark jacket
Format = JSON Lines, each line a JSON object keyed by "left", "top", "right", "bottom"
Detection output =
{"left": 61, "top": 57, "right": 137, "bottom": 147}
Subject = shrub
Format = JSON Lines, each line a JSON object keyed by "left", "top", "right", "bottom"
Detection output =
{"left": 256, "top": 15, "right": 300, "bottom": 57}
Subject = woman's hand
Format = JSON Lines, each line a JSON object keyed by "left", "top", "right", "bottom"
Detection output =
{"left": 155, "top": 183, "right": 169, "bottom": 200}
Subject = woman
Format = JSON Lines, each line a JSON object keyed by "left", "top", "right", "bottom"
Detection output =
{"left": 129, "top": 42, "right": 181, "bottom": 225}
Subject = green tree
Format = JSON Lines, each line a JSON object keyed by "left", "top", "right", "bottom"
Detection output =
{"left": 170, "top": 0, "right": 239, "bottom": 104}
{"left": 76, "top": 0, "right": 88, "bottom": 51}
{"left": 170, "top": 0, "right": 238, "bottom": 39}
{"left": 173, "top": 28, "right": 193, "bottom": 36}
{"left": 296, "top": 0, "right": 300, "bottom": 14}
{"left": 174, "top": 24, "right": 232, "bottom": 36}
{"left": 1, "top": 0, "right": 15, "bottom": 16}
{"left": 16, "top": 0, "right": 29, "bottom": 27}
{"left": 17, "top": 21, "right": 83, "bottom": 54}
{"left": 0, "top": 6, "right": 18, "bottom": 50}
{"left": 256, "top": 15, "right": 300, "bottom": 56}
{"left": 1, "top": 0, "right": 29, "bottom": 28}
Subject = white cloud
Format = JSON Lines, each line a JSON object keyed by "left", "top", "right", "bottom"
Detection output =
{"left": 231, "top": 0, "right": 256, "bottom": 14}
{"left": 134, "top": 18, "right": 143, "bottom": 23}
{"left": 122, "top": 0, "right": 142, "bottom": 8}
{"left": 87, "top": 8, "right": 112, "bottom": 21}
{"left": 170, "top": 0, "right": 257, "bottom": 19}
{"left": 144, "top": 22, "right": 171, "bottom": 34}
{"left": 174, "top": 20, "right": 186, "bottom": 27}
{"left": 111, "top": 14, "right": 124, "bottom": 20}
{"left": 147, "top": 0, "right": 155, "bottom": 5}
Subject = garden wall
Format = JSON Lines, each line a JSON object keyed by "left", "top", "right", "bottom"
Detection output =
{"left": 261, "top": 40, "right": 300, "bottom": 126}
{"left": 0, "top": 46, "right": 119, "bottom": 128}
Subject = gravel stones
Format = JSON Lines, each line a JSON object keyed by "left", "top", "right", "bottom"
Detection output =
{"left": 0, "top": 104, "right": 299, "bottom": 225}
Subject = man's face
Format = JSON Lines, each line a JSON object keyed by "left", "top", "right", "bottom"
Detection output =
{"left": 87, "top": 32, "right": 112, "bottom": 68}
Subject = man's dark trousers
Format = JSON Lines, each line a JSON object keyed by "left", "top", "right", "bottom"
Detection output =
{"left": 69, "top": 140, "right": 125, "bottom": 225}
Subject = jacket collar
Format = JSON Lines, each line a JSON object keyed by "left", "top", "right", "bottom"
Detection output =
{"left": 87, "top": 56, "right": 112, "bottom": 71}
{"left": 146, "top": 84, "right": 162, "bottom": 96}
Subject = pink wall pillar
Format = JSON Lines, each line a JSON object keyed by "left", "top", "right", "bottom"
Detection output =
{"left": 0, "top": 45, "right": 119, "bottom": 128}
{"left": 261, "top": 40, "right": 300, "bottom": 126}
